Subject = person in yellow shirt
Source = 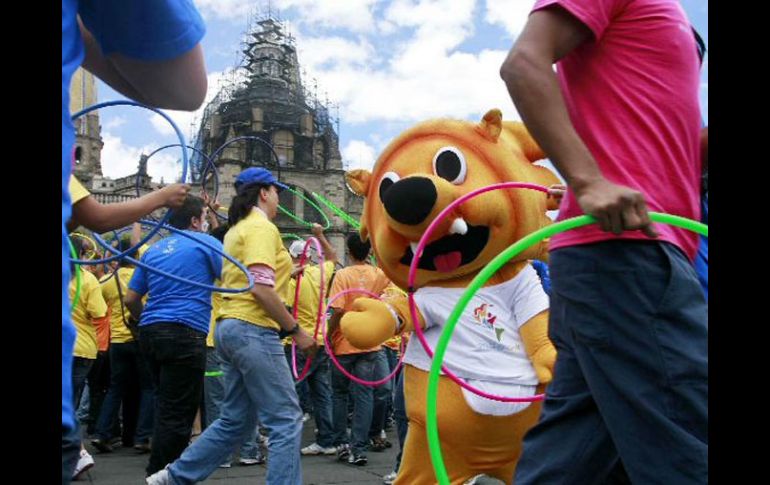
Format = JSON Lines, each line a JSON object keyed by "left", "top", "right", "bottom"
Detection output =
{"left": 202, "top": 224, "right": 265, "bottom": 468}
{"left": 327, "top": 233, "right": 393, "bottom": 465}
{"left": 90, "top": 237, "right": 154, "bottom": 454}
{"left": 146, "top": 167, "right": 316, "bottom": 485}
{"left": 67, "top": 237, "right": 109, "bottom": 480}
{"left": 284, "top": 223, "right": 339, "bottom": 456}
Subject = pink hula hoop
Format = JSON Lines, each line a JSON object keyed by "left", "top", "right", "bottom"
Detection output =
{"left": 322, "top": 288, "right": 406, "bottom": 387}
{"left": 407, "top": 182, "right": 549, "bottom": 403}
{"left": 290, "top": 236, "right": 325, "bottom": 381}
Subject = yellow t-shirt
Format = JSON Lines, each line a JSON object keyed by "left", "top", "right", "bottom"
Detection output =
{"left": 69, "top": 175, "right": 90, "bottom": 205}
{"left": 329, "top": 264, "right": 392, "bottom": 355}
{"left": 100, "top": 267, "right": 136, "bottom": 343}
{"left": 284, "top": 260, "right": 336, "bottom": 346}
{"left": 70, "top": 269, "right": 108, "bottom": 359}
{"left": 220, "top": 209, "right": 292, "bottom": 331}
{"left": 206, "top": 284, "right": 223, "bottom": 348}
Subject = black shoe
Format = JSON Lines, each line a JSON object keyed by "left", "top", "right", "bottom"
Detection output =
{"left": 348, "top": 452, "right": 367, "bottom": 466}
{"left": 90, "top": 438, "right": 113, "bottom": 453}
{"left": 336, "top": 444, "right": 350, "bottom": 462}
{"left": 134, "top": 442, "right": 151, "bottom": 454}
{"left": 369, "top": 437, "right": 388, "bottom": 452}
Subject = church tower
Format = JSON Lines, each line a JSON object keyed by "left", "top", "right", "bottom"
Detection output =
{"left": 69, "top": 68, "right": 104, "bottom": 185}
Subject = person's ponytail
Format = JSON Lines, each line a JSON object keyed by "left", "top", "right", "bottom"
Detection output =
{"left": 228, "top": 184, "right": 268, "bottom": 226}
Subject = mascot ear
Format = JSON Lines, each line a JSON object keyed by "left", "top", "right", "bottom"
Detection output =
{"left": 476, "top": 109, "right": 503, "bottom": 142}
{"left": 503, "top": 121, "right": 546, "bottom": 163}
{"left": 345, "top": 169, "right": 372, "bottom": 197}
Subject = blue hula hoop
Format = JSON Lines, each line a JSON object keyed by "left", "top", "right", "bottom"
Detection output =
{"left": 92, "top": 219, "right": 254, "bottom": 294}
{"left": 69, "top": 100, "right": 188, "bottom": 265}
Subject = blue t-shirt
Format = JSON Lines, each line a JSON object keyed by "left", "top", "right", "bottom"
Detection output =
{"left": 61, "top": 0, "right": 204, "bottom": 430}
{"left": 129, "top": 232, "right": 223, "bottom": 335}
{"left": 531, "top": 260, "right": 552, "bottom": 296}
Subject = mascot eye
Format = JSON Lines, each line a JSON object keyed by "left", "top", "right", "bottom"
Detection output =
{"left": 379, "top": 171, "right": 401, "bottom": 201}
{"left": 432, "top": 147, "right": 467, "bottom": 184}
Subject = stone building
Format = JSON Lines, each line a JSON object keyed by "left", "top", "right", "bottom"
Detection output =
{"left": 192, "top": 15, "right": 362, "bottom": 259}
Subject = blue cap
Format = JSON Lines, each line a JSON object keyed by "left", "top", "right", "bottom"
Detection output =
{"left": 234, "top": 167, "right": 287, "bottom": 195}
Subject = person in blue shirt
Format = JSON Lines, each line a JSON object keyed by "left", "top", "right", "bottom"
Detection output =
{"left": 124, "top": 196, "right": 223, "bottom": 476}
{"left": 62, "top": 2, "right": 207, "bottom": 482}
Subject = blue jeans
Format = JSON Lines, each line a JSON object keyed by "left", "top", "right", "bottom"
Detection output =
{"left": 515, "top": 241, "right": 708, "bottom": 484}
{"left": 295, "top": 348, "right": 334, "bottom": 447}
{"left": 168, "top": 319, "right": 302, "bottom": 485}
{"left": 392, "top": 369, "right": 408, "bottom": 472}
{"left": 370, "top": 350, "right": 392, "bottom": 437}
{"left": 284, "top": 345, "right": 312, "bottom": 414}
{"left": 331, "top": 351, "right": 386, "bottom": 455}
{"left": 94, "top": 341, "right": 154, "bottom": 444}
{"left": 203, "top": 347, "right": 262, "bottom": 461}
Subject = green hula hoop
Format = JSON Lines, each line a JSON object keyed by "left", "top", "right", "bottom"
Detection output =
{"left": 205, "top": 370, "right": 224, "bottom": 377}
{"left": 311, "top": 191, "right": 361, "bottom": 229}
{"left": 70, "top": 239, "right": 82, "bottom": 313}
{"left": 426, "top": 212, "right": 708, "bottom": 484}
{"left": 281, "top": 233, "right": 304, "bottom": 241}
{"left": 278, "top": 186, "right": 331, "bottom": 229}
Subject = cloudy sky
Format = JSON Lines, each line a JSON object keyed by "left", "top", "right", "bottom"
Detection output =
{"left": 93, "top": 0, "right": 708, "bottom": 184}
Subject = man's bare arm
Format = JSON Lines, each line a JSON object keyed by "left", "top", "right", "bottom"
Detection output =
{"left": 500, "top": 8, "right": 657, "bottom": 237}
{"left": 79, "top": 18, "right": 207, "bottom": 111}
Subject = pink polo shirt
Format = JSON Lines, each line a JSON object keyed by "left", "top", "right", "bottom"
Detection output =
{"left": 533, "top": 0, "right": 703, "bottom": 259}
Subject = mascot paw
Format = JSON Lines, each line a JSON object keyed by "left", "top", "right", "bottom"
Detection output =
{"left": 531, "top": 344, "right": 557, "bottom": 384}
{"left": 340, "top": 298, "right": 399, "bottom": 349}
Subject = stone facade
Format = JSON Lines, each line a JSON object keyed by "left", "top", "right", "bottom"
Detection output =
{"left": 193, "top": 17, "right": 363, "bottom": 262}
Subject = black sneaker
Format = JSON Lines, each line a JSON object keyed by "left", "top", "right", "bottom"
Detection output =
{"left": 336, "top": 444, "right": 350, "bottom": 462}
{"left": 348, "top": 452, "right": 367, "bottom": 466}
{"left": 90, "top": 438, "right": 113, "bottom": 453}
{"left": 369, "top": 437, "right": 387, "bottom": 452}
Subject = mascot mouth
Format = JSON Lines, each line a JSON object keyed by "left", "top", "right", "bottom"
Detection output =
{"left": 399, "top": 224, "right": 490, "bottom": 273}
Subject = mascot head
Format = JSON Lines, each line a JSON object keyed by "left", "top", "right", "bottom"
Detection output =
{"left": 346, "top": 109, "right": 560, "bottom": 289}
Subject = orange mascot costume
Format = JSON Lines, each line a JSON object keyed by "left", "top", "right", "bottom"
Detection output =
{"left": 339, "top": 109, "right": 563, "bottom": 484}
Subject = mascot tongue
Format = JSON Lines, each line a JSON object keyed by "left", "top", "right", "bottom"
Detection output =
{"left": 434, "top": 251, "right": 462, "bottom": 273}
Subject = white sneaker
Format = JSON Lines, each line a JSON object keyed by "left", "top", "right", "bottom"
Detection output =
{"left": 463, "top": 475, "right": 483, "bottom": 485}
{"left": 301, "top": 442, "right": 337, "bottom": 455}
{"left": 72, "top": 449, "right": 94, "bottom": 480}
{"left": 239, "top": 456, "right": 265, "bottom": 465}
{"left": 218, "top": 461, "right": 232, "bottom": 468}
{"left": 302, "top": 412, "right": 311, "bottom": 423}
{"left": 383, "top": 470, "right": 398, "bottom": 484}
{"left": 145, "top": 466, "right": 171, "bottom": 485}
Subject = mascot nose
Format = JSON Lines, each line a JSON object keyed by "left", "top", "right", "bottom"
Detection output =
{"left": 382, "top": 176, "right": 437, "bottom": 226}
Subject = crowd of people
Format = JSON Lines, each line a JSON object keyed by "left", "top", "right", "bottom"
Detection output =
{"left": 63, "top": 1, "right": 707, "bottom": 484}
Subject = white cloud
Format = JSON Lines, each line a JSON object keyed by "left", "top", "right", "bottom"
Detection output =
{"left": 288, "top": 0, "right": 521, "bottom": 126}
{"left": 103, "top": 116, "right": 127, "bottom": 130}
{"left": 279, "top": 0, "right": 380, "bottom": 32}
{"left": 194, "top": 0, "right": 254, "bottom": 21}
{"left": 296, "top": 36, "right": 374, "bottom": 71}
{"left": 101, "top": 133, "right": 182, "bottom": 184}
{"left": 342, "top": 140, "right": 377, "bottom": 171}
{"left": 196, "top": 0, "right": 379, "bottom": 32}
{"left": 484, "top": 0, "right": 536, "bottom": 39}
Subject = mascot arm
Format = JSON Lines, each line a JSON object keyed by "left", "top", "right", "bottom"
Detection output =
{"left": 519, "top": 311, "right": 557, "bottom": 384}
{"left": 340, "top": 293, "right": 426, "bottom": 350}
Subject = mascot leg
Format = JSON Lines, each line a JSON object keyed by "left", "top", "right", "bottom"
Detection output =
{"left": 395, "top": 365, "right": 543, "bottom": 485}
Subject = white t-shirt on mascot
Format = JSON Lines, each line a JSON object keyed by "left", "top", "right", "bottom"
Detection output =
{"left": 406, "top": 264, "right": 549, "bottom": 416}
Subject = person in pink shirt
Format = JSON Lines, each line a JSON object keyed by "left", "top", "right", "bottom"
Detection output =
{"left": 499, "top": 0, "right": 707, "bottom": 483}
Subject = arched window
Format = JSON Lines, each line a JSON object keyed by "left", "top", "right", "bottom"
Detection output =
{"left": 272, "top": 130, "right": 294, "bottom": 167}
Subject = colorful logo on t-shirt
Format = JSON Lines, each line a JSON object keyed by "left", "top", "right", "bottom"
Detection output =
{"left": 473, "top": 303, "right": 504, "bottom": 342}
